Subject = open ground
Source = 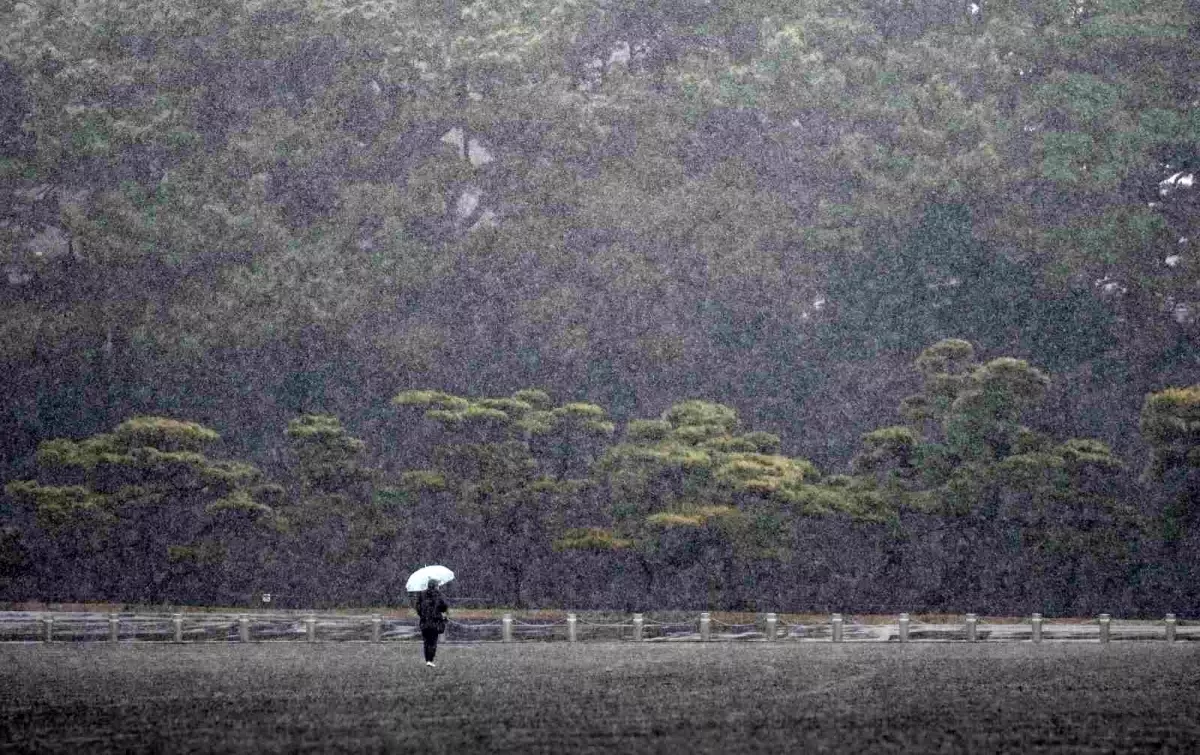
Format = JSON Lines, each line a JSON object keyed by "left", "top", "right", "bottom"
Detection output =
{"left": 2, "top": 643, "right": 1198, "bottom": 753}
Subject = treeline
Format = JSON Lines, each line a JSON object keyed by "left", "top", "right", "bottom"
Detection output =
{"left": 4, "top": 340, "right": 1198, "bottom": 615}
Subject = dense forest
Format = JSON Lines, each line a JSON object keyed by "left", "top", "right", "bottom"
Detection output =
{"left": 1, "top": 0, "right": 1198, "bottom": 614}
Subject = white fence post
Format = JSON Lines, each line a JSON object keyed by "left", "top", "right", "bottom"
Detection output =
{"left": 898, "top": 612, "right": 910, "bottom": 643}
{"left": 831, "top": 613, "right": 844, "bottom": 643}
{"left": 1098, "top": 613, "right": 1111, "bottom": 643}
{"left": 371, "top": 615, "right": 382, "bottom": 643}
{"left": 765, "top": 613, "right": 778, "bottom": 641}
{"left": 305, "top": 615, "right": 317, "bottom": 642}
{"left": 567, "top": 613, "right": 577, "bottom": 643}
{"left": 108, "top": 613, "right": 120, "bottom": 643}
{"left": 502, "top": 613, "right": 513, "bottom": 643}
{"left": 42, "top": 616, "right": 54, "bottom": 643}
{"left": 632, "top": 613, "right": 644, "bottom": 641}
{"left": 1031, "top": 613, "right": 1043, "bottom": 643}
{"left": 1165, "top": 613, "right": 1177, "bottom": 643}
{"left": 238, "top": 615, "right": 250, "bottom": 643}
{"left": 172, "top": 613, "right": 183, "bottom": 643}
{"left": 965, "top": 613, "right": 978, "bottom": 643}
{"left": 699, "top": 612, "right": 711, "bottom": 642}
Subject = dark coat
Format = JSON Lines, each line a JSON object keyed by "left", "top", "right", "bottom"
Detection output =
{"left": 416, "top": 588, "right": 449, "bottom": 633}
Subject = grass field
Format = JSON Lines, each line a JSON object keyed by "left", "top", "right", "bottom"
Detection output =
{"left": 3, "top": 643, "right": 1198, "bottom": 753}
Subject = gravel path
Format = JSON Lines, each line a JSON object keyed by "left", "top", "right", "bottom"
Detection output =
{"left": 2, "top": 643, "right": 1198, "bottom": 753}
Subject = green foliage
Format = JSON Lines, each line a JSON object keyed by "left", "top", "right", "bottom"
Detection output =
{"left": 250, "top": 483, "right": 287, "bottom": 506}
{"left": 772, "top": 478, "right": 893, "bottom": 523}
{"left": 713, "top": 453, "right": 818, "bottom": 496}
{"left": 4, "top": 480, "right": 115, "bottom": 531}
{"left": 31, "top": 417, "right": 226, "bottom": 477}
{"left": 0, "top": 0, "right": 1190, "bottom": 610}
{"left": 588, "top": 397, "right": 879, "bottom": 607}
{"left": 401, "top": 389, "right": 616, "bottom": 459}
{"left": 396, "top": 386, "right": 620, "bottom": 604}
{"left": 198, "top": 460, "right": 263, "bottom": 486}
{"left": 1055, "top": 439, "right": 1123, "bottom": 473}
{"left": 166, "top": 541, "right": 225, "bottom": 566}
{"left": 942, "top": 358, "right": 1051, "bottom": 461}
{"left": 398, "top": 390, "right": 600, "bottom": 437}
{"left": 287, "top": 414, "right": 356, "bottom": 442}
{"left": 7, "top": 414, "right": 287, "bottom": 602}
{"left": 702, "top": 436, "right": 762, "bottom": 453}
{"left": 603, "top": 400, "right": 840, "bottom": 516}
{"left": 553, "top": 527, "right": 632, "bottom": 551}
{"left": 514, "top": 410, "right": 557, "bottom": 436}
{"left": 1035, "top": 74, "right": 1124, "bottom": 131}
{"left": 205, "top": 489, "right": 273, "bottom": 517}
{"left": 462, "top": 404, "right": 513, "bottom": 424}
{"left": 400, "top": 470, "right": 448, "bottom": 492}
{"left": 0, "top": 0, "right": 1188, "bottom": 391}
{"left": 512, "top": 389, "right": 554, "bottom": 410}
{"left": 663, "top": 401, "right": 740, "bottom": 435}
{"left": 973, "top": 358, "right": 1051, "bottom": 404}
{"left": 995, "top": 452, "right": 1069, "bottom": 491}
{"left": 855, "top": 341, "right": 1124, "bottom": 531}
{"left": 899, "top": 394, "right": 933, "bottom": 424}
{"left": 112, "top": 417, "right": 220, "bottom": 452}
{"left": 286, "top": 414, "right": 369, "bottom": 494}
{"left": 938, "top": 462, "right": 993, "bottom": 516}
{"left": 550, "top": 403, "right": 616, "bottom": 435}
{"left": 35, "top": 436, "right": 120, "bottom": 471}
{"left": 915, "top": 339, "right": 975, "bottom": 377}
{"left": 477, "top": 398, "right": 535, "bottom": 416}
{"left": 1013, "top": 426, "right": 1054, "bottom": 455}
{"left": 553, "top": 402, "right": 606, "bottom": 420}
{"left": 647, "top": 505, "right": 738, "bottom": 529}
{"left": 862, "top": 426, "right": 920, "bottom": 455}
{"left": 425, "top": 409, "right": 468, "bottom": 425}
{"left": 739, "top": 431, "right": 782, "bottom": 454}
{"left": 670, "top": 423, "right": 730, "bottom": 445}
{"left": 1139, "top": 386, "right": 1200, "bottom": 478}
{"left": 855, "top": 425, "right": 921, "bottom": 478}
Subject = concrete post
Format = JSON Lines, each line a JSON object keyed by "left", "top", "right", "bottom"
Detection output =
{"left": 765, "top": 613, "right": 778, "bottom": 641}
{"left": 108, "top": 613, "right": 120, "bottom": 643}
{"left": 1098, "top": 613, "right": 1111, "bottom": 644}
{"left": 172, "top": 613, "right": 183, "bottom": 643}
{"left": 1165, "top": 613, "right": 1177, "bottom": 643}
{"left": 898, "top": 612, "right": 910, "bottom": 643}
{"left": 567, "top": 613, "right": 577, "bottom": 643}
{"left": 238, "top": 615, "right": 250, "bottom": 643}
{"left": 831, "top": 613, "right": 844, "bottom": 643}
{"left": 699, "top": 612, "right": 711, "bottom": 642}
{"left": 42, "top": 616, "right": 54, "bottom": 643}
{"left": 305, "top": 615, "right": 317, "bottom": 643}
{"left": 371, "top": 615, "right": 382, "bottom": 643}
{"left": 965, "top": 613, "right": 978, "bottom": 643}
{"left": 1031, "top": 613, "right": 1043, "bottom": 643}
{"left": 632, "top": 613, "right": 644, "bottom": 641}
{"left": 502, "top": 613, "right": 513, "bottom": 643}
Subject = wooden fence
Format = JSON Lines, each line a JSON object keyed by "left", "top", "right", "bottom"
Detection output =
{"left": 1, "top": 611, "right": 1196, "bottom": 644}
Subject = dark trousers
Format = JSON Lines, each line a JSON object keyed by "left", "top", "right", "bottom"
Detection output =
{"left": 421, "top": 628, "right": 440, "bottom": 662}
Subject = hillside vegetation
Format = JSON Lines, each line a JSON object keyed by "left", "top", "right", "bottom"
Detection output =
{"left": 1, "top": 1, "right": 1197, "bottom": 612}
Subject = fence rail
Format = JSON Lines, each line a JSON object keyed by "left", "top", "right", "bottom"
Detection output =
{"left": 1, "top": 611, "right": 1196, "bottom": 644}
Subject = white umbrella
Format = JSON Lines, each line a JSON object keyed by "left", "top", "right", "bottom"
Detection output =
{"left": 406, "top": 565, "right": 455, "bottom": 592}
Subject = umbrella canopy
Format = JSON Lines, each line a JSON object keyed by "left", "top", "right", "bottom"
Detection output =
{"left": 406, "top": 565, "right": 455, "bottom": 592}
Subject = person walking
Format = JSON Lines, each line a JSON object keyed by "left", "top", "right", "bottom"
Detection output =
{"left": 415, "top": 580, "right": 449, "bottom": 667}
